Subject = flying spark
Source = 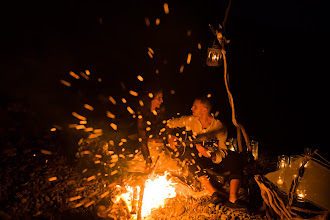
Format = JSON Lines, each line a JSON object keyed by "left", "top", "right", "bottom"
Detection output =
{"left": 109, "top": 96, "right": 117, "bottom": 105}
{"left": 106, "top": 111, "right": 116, "bottom": 119}
{"left": 180, "top": 65, "right": 184, "bottom": 73}
{"left": 129, "top": 90, "right": 138, "bottom": 96}
{"left": 127, "top": 106, "right": 135, "bottom": 114}
{"left": 69, "top": 71, "right": 80, "bottom": 79}
{"left": 49, "top": 177, "right": 57, "bottom": 182}
{"left": 148, "top": 47, "right": 154, "bottom": 55}
{"left": 163, "top": 3, "right": 169, "bottom": 14}
{"left": 80, "top": 71, "right": 89, "bottom": 80}
{"left": 72, "top": 112, "right": 87, "bottom": 121}
{"left": 145, "top": 17, "right": 150, "bottom": 27}
{"left": 84, "top": 104, "right": 94, "bottom": 111}
{"left": 187, "top": 53, "right": 192, "bottom": 64}
{"left": 60, "top": 80, "right": 71, "bottom": 87}
{"left": 41, "top": 149, "right": 52, "bottom": 155}
{"left": 110, "top": 123, "right": 118, "bottom": 130}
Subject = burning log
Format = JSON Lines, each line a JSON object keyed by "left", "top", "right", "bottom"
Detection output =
{"left": 137, "top": 183, "right": 145, "bottom": 220}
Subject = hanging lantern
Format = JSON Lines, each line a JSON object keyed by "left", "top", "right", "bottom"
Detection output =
{"left": 206, "top": 40, "right": 223, "bottom": 67}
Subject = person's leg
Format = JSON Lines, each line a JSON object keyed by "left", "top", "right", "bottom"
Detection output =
{"left": 198, "top": 175, "right": 217, "bottom": 195}
{"left": 181, "top": 146, "right": 222, "bottom": 202}
{"left": 216, "top": 152, "right": 247, "bottom": 210}
{"left": 229, "top": 178, "right": 240, "bottom": 203}
{"left": 212, "top": 151, "right": 243, "bottom": 199}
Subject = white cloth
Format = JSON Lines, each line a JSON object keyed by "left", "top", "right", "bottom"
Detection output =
{"left": 167, "top": 115, "right": 228, "bottom": 164}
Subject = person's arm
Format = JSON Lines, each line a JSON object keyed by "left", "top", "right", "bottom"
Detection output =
{"left": 212, "top": 122, "right": 228, "bottom": 164}
{"left": 137, "top": 118, "right": 152, "bottom": 166}
{"left": 216, "top": 125, "right": 228, "bottom": 150}
{"left": 165, "top": 116, "right": 191, "bottom": 151}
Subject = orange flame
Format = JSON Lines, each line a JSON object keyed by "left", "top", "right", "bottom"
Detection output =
{"left": 141, "top": 173, "right": 176, "bottom": 217}
{"left": 116, "top": 172, "right": 177, "bottom": 219}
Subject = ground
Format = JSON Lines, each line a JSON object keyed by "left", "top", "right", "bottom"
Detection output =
{"left": 0, "top": 100, "right": 302, "bottom": 220}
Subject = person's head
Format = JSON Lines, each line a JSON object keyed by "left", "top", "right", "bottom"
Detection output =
{"left": 139, "top": 88, "right": 164, "bottom": 115}
{"left": 191, "top": 97, "right": 212, "bottom": 117}
{"left": 150, "top": 90, "right": 163, "bottom": 111}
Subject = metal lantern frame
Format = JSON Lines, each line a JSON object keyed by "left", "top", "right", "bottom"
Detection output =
{"left": 206, "top": 39, "right": 223, "bottom": 67}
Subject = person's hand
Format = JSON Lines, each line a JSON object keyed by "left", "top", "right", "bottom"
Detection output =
{"left": 196, "top": 144, "right": 211, "bottom": 158}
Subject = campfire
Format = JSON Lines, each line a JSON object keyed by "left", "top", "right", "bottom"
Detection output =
{"left": 114, "top": 172, "right": 177, "bottom": 219}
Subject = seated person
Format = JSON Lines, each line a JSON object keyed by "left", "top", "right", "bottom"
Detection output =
{"left": 127, "top": 88, "right": 180, "bottom": 174}
{"left": 166, "top": 96, "right": 247, "bottom": 210}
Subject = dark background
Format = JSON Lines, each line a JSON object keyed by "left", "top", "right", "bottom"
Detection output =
{"left": 1, "top": 0, "right": 329, "bottom": 158}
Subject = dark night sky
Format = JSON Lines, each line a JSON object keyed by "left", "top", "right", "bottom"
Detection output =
{"left": 1, "top": 1, "right": 329, "bottom": 157}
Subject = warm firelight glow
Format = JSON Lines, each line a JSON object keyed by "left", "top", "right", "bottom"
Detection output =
{"left": 187, "top": 53, "right": 192, "bottom": 64}
{"left": 116, "top": 186, "right": 136, "bottom": 213}
{"left": 137, "top": 75, "right": 144, "bottom": 81}
{"left": 163, "top": 3, "right": 169, "bottom": 14}
{"left": 296, "top": 189, "right": 307, "bottom": 199}
{"left": 277, "top": 177, "right": 284, "bottom": 185}
{"left": 141, "top": 173, "right": 177, "bottom": 217}
{"left": 116, "top": 172, "right": 177, "bottom": 219}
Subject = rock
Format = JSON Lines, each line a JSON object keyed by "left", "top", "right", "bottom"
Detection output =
{"left": 36, "top": 203, "right": 41, "bottom": 209}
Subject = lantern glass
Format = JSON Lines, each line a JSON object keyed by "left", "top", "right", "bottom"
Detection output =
{"left": 206, "top": 47, "right": 222, "bottom": 67}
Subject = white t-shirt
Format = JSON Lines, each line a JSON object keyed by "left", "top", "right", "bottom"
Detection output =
{"left": 167, "top": 115, "right": 228, "bottom": 163}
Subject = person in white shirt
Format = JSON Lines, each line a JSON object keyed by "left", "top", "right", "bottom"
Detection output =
{"left": 166, "top": 97, "right": 247, "bottom": 210}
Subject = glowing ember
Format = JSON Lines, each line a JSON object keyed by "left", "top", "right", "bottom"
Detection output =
{"left": 148, "top": 51, "right": 153, "bottom": 59}
{"left": 187, "top": 53, "right": 192, "bottom": 64}
{"left": 84, "top": 104, "right": 94, "bottom": 111}
{"left": 163, "top": 3, "right": 169, "bottom": 14}
{"left": 179, "top": 65, "right": 184, "bottom": 73}
{"left": 80, "top": 71, "right": 89, "bottom": 80}
{"left": 127, "top": 106, "right": 135, "bottom": 114}
{"left": 144, "top": 17, "right": 151, "bottom": 27}
{"left": 148, "top": 47, "right": 154, "bottom": 55}
{"left": 48, "top": 176, "right": 57, "bottom": 182}
{"left": 109, "top": 96, "right": 117, "bottom": 105}
{"left": 129, "top": 90, "right": 139, "bottom": 96}
{"left": 69, "top": 71, "right": 80, "bottom": 79}
{"left": 137, "top": 75, "right": 144, "bottom": 81}
{"left": 41, "top": 149, "right": 53, "bottom": 155}
{"left": 76, "top": 125, "right": 86, "bottom": 130}
{"left": 110, "top": 123, "right": 118, "bottom": 130}
{"left": 72, "top": 112, "right": 87, "bottom": 121}
{"left": 106, "top": 111, "right": 116, "bottom": 119}
{"left": 60, "top": 79, "right": 71, "bottom": 87}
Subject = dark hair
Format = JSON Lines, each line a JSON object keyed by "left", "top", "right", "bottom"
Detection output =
{"left": 138, "top": 88, "right": 164, "bottom": 118}
{"left": 195, "top": 96, "right": 212, "bottom": 112}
